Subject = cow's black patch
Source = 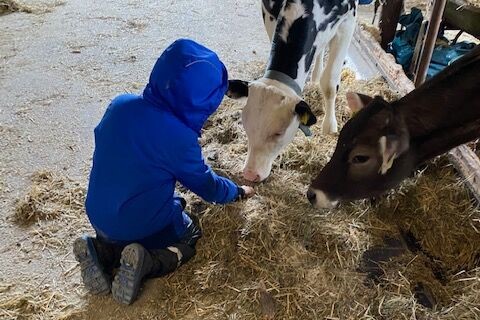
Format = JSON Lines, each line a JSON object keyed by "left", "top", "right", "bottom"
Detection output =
{"left": 318, "top": 0, "right": 355, "bottom": 31}
{"left": 268, "top": 12, "right": 318, "bottom": 79}
{"left": 269, "top": 16, "right": 275, "bottom": 21}
{"left": 264, "top": 0, "right": 355, "bottom": 80}
{"left": 262, "top": 0, "right": 283, "bottom": 18}
{"left": 318, "top": 16, "right": 340, "bottom": 32}
{"left": 336, "top": 84, "right": 339, "bottom": 92}
{"left": 262, "top": 10, "right": 266, "bottom": 22}
{"left": 349, "top": 0, "right": 357, "bottom": 12}
{"left": 227, "top": 80, "right": 249, "bottom": 98}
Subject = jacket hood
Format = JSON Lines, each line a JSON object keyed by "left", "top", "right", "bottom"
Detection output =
{"left": 143, "top": 38, "right": 228, "bottom": 135}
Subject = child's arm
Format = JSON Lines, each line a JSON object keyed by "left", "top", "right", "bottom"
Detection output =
{"left": 167, "top": 139, "right": 248, "bottom": 204}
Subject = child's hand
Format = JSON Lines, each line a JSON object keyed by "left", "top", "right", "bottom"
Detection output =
{"left": 240, "top": 185, "right": 255, "bottom": 198}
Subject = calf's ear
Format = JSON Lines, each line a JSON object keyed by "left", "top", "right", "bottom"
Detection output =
{"left": 346, "top": 92, "right": 373, "bottom": 115}
{"left": 226, "top": 80, "right": 249, "bottom": 99}
{"left": 378, "top": 135, "right": 409, "bottom": 175}
{"left": 295, "top": 101, "right": 317, "bottom": 126}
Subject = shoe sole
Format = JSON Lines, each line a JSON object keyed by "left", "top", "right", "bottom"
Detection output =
{"left": 111, "top": 243, "right": 145, "bottom": 305}
{"left": 73, "top": 237, "right": 111, "bottom": 295}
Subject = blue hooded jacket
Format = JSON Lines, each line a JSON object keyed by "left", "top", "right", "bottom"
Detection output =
{"left": 85, "top": 39, "right": 240, "bottom": 245}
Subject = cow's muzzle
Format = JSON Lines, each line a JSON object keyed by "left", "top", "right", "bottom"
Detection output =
{"left": 307, "top": 188, "right": 339, "bottom": 209}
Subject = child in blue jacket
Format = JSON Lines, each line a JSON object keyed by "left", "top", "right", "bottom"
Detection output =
{"left": 73, "top": 39, "right": 254, "bottom": 305}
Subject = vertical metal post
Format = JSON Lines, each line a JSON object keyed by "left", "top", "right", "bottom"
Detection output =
{"left": 413, "top": 0, "right": 447, "bottom": 86}
{"left": 409, "top": 20, "right": 428, "bottom": 76}
{"left": 379, "top": 0, "right": 404, "bottom": 50}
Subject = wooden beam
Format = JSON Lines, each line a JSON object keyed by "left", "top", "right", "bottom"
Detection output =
{"left": 448, "top": 145, "right": 480, "bottom": 204}
{"left": 379, "top": 0, "right": 404, "bottom": 50}
{"left": 353, "top": 25, "right": 415, "bottom": 95}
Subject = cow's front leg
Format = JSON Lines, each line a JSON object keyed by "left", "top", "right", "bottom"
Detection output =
{"left": 320, "top": 16, "right": 356, "bottom": 135}
{"left": 311, "top": 49, "right": 324, "bottom": 83}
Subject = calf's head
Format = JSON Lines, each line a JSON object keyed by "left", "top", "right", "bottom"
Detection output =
{"left": 308, "top": 92, "right": 413, "bottom": 208}
{"left": 227, "top": 79, "right": 316, "bottom": 182}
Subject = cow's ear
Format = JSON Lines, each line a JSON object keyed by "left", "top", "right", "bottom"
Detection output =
{"left": 295, "top": 101, "right": 317, "bottom": 126}
{"left": 378, "top": 135, "right": 409, "bottom": 175}
{"left": 346, "top": 92, "right": 373, "bottom": 115}
{"left": 226, "top": 80, "right": 249, "bottom": 99}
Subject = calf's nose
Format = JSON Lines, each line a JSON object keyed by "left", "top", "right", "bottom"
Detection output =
{"left": 307, "top": 189, "right": 316, "bottom": 205}
{"left": 243, "top": 169, "right": 261, "bottom": 182}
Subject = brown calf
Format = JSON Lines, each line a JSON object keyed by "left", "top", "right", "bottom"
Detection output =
{"left": 308, "top": 45, "right": 480, "bottom": 208}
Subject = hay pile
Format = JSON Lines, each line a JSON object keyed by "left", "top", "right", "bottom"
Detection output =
{"left": 0, "top": 282, "right": 81, "bottom": 320}
{"left": 14, "top": 171, "right": 85, "bottom": 226}
{"left": 8, "top": 64, "right": 480, "bottom": 319}
{"left": 13, "top": 170, "right": 92, "bottom": 251}
{"left": 2, "top": 172, "right": 90, "bottom": 319}
{"left": 359, "top": 22, "right": 381, "bottom": 43}
{"left": 467, "top": 0, "right": 480, "bottom": 8}
{"left": 0, "top": 0, "right": 29, "bottom": 15}
{"left": 404, "top": 0, "right": 428, "bottom": 12}
{"left": 0, "top": 0, "right": 65, "bottom": 15}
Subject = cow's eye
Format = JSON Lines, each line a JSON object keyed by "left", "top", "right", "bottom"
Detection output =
{"left": 351, "top": 155, "right": 370, "bottom": 164}
{"left": 271, "top": 132, "right": 283, "bottom": 139}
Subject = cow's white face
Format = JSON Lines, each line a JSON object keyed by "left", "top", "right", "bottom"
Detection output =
{"left": 227, "top": 79, "right": 317, "bottom": 182}
{"left": 242, "top": 81, "right": 300, "bottom": 181}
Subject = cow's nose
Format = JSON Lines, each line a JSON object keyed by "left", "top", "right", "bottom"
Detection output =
{"left": 307, "top": 189, "right": 316, "bottom": 205}
{"left": 243, "top": 169, "right": 260, "bottom": 182}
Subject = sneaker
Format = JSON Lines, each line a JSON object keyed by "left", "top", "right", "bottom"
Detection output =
{"left": 73, "top": 236, "right": 111, "bottom": 295}
{"left": 111, "top": 243, "right": 151, "bottom": 305}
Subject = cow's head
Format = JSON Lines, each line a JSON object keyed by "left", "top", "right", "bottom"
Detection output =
{"left": 227, "top": 78, "right": 316, "bottom": 182}
{"left": 307, "top": 92, "right": 414, "bottom": 208}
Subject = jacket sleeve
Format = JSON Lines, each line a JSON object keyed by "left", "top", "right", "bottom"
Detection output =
{"left": 167, "top": 139, "right": 240, "bottom": 204}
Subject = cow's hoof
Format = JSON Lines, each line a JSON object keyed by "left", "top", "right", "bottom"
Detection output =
{"left": 321, "top": 118, "right": 338, "bottom": 135}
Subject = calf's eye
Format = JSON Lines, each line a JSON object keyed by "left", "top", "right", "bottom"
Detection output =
{"left": 271, "top": 132, "right": 283, "bottom": 139}
{"left": 351, "top": 155, "right": 370, "bottom": 164}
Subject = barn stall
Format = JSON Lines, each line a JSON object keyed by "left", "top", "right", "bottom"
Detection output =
{"left": 0, "top": 0, "right": 479, "bottom": 319}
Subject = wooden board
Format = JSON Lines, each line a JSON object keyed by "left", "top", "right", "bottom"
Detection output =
{"left": 353, "top": 25, "right": 480, "bottom": 201}
{"left": 353, "top": 25, "right": 415, "bottom": 95}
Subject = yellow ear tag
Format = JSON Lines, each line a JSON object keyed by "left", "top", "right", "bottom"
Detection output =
{"left": 300, "top": 113, "right": 310, "bottom": 126}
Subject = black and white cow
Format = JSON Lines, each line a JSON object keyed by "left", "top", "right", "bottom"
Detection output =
{"left": 227, "top": 0, "right": 358, "bottom": 182}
